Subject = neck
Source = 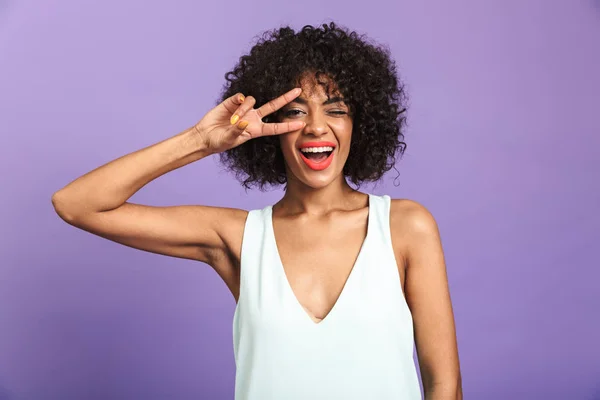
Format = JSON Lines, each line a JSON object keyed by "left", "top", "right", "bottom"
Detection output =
{"left": 277, "top": 174, "right": 364, "bottom": 216}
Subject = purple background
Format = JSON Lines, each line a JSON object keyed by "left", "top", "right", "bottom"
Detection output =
{"left": 1, "top": 1, "right": 599, "bottom": 399}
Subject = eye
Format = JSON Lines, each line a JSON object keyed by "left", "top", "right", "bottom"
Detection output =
{"left": 283, "top": 109, "right": 304, "bottom": 117}
{"left": 329, "top": 110, "right": 347, "bottom": 115}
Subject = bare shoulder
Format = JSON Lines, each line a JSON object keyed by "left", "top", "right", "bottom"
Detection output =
{"left": 389, "top": 198, "right": 441, "bottom": 260}
{"left": 389, "top": 198, "right": 439, "bottom": 237}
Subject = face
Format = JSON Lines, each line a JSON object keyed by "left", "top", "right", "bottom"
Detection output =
{"left": 278, "top": 78, "right": 353, "bottom": 189}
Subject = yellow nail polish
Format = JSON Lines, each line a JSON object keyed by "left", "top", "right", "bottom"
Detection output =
{"left": 230, "top": 114, "right": 239, "bottom": 125}
{"left": 238, "top": 95, "right": 245, "bottom": 103}
{"left": 238, "top": 120, "right": 249, "bottom": 130}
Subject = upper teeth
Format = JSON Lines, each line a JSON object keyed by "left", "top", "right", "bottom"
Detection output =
{"left": 300, "top": 146, "right": 334, "bottom": 153}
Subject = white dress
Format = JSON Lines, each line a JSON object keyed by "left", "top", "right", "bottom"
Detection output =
{"left": 233, "top": 194, "right": 422, "bottom": 399}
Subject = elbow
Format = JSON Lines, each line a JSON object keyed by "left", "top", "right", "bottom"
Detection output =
{"left": 51, "top": 190, "right": 79, "bottom": 224}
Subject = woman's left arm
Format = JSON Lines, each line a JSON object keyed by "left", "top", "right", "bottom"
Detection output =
{"left": 391, "top": 200, "right": 462, "bottom": 400}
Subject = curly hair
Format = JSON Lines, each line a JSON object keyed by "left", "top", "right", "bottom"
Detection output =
{"left": 218, "top": 22, "right": 408, "bottom": 190}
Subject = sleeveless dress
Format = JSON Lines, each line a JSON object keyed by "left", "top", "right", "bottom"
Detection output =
{"left": 232, "top": 194, "right": 422, "bottom": 399}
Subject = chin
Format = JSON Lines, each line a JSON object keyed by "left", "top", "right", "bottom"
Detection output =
{"left": 297, "top": 173, "right": 339, "bottom": 190}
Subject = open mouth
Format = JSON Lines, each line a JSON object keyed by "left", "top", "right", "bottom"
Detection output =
{"left": 298, "top": 142, "right": 336, "bottom": 171}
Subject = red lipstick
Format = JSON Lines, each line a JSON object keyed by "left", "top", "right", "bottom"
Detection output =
{"left": 298, "top": 141, "right": 336, "bottom": 149}
{"left": 298, "top": 141, "right": 336, "bottom": 171}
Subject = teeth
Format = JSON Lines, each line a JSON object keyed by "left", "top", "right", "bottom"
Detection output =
{"left": 300, "top": 146, "right": 334, "bottom": 153}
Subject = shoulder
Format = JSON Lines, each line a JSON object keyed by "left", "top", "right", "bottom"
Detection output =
{"left": 389, "top": 198, "right": 439, "bottom": 235}
{"left": 388, "top": 198, "right": 441, "bottom": 256}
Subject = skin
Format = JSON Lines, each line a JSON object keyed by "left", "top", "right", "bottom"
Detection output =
{"left": 52, "top": 79, "right": 462, "bottom": 399}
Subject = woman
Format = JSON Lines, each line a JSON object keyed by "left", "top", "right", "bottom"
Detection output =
{"left": 52, "top": 23, "right": 462, "bottom": 399}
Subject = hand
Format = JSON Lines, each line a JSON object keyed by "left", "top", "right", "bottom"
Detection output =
{"left": 194, "top": 88, "right": 306, "bottom": 154}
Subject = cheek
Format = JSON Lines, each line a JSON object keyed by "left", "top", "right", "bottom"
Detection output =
{"left": 336, "top": 123, "right": 353, "bottom": 155}
{"left": 278, "top": 134, "right": 298, "bottom": 160}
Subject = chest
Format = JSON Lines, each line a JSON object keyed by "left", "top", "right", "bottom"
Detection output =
{"left": 272, "top": 209, "right": 377, "bottom": 323}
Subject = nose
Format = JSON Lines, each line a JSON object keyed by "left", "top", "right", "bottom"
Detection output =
{"left": 302, "top": 113, "right": 328, "bottom": 137}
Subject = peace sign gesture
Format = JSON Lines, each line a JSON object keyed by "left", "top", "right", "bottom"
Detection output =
{"left": 194, "top": 88, "right": 305, "bottom": 154}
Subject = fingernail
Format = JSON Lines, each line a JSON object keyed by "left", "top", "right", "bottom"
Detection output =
{"left": 238, "top": 120, "right": 249, "bottom": 130}
{"left": 294, "top": 88, "right": 302, "bottom": 94}
{"left": 230, "top": 114, "right": 240, "bottom": 125}
{"left": 238, "top": 95, "right": 245, "bottom": 103}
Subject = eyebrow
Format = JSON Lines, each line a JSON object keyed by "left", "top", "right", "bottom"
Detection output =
{"left": 290, "top": 96, "right": 346, "bottom": 106}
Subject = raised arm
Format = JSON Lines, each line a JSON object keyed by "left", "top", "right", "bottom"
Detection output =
{"left": 51, "top": 88, "right": 305, "bottom": 294}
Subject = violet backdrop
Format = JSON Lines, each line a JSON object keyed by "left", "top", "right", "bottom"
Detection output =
{"left": 0, "top": 0, "right": 599, "bottom": 399}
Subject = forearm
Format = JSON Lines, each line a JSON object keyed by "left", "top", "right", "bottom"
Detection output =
{"left": 52, "top": 127, "right": 209, "bottom": 219}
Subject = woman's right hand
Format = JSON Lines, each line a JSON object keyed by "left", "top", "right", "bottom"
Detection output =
{"left": 51, "top": 88, "right": 309, "bottom": 284}
{"left": 194, "top": 87, "right": 306, "bottom": 154}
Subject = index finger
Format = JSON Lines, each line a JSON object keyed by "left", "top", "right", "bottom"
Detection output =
{"left": 259, "top": 120, "right": 306, "bottom": 137}
{"left": 256, "top": 88, "right": 302, "bottom": 119}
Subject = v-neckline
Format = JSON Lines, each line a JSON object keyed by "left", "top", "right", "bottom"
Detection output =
{"left": 268, "top": 194, "right": 372, "bottom": 327}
